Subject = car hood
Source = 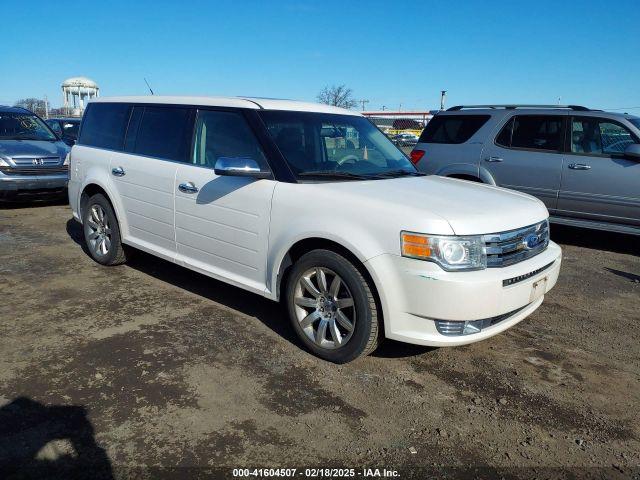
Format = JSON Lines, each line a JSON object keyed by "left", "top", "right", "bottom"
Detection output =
{"left": 319, "top": 175, "right": 549, "bottom": 235}
{"left": 0, "top": 140, "right": 69, "bottom": 159}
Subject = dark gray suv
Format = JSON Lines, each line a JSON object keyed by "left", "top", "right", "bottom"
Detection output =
{"left": 0, "top": 106, "right": 70, "bottom": 201}
{"left": 411, "top": 105, "right": 640, "bottom": 235}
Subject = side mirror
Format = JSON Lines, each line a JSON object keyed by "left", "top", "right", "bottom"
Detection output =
{"left": 624, "top": 144, "right": 640, "bottom": 160}
{"left": 213, "top": 157, "right": 271, "bottom": 179}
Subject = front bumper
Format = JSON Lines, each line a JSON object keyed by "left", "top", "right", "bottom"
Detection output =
{"left": 365, "top": 241, "right": 562, "bottom": 346}
{"left": 0, "top": 172, "right": 68, "bottom": 200}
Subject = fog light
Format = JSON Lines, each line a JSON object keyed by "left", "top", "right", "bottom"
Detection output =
{"left": 435, "top": 318, "right": 489, "bottom": 336}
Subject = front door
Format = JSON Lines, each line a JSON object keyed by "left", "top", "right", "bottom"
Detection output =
{"left": 174, "top": 109, "right": 276, "bottom": 294}
{"left": 557, "top": 116, "right": 640, "bottom": 225}
{"left": 481, "top": 114, "right": 567, "bottom": 212}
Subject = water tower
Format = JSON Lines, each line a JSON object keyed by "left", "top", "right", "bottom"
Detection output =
{"left": 62, "top": 77, "right": 99, "bottom": 116}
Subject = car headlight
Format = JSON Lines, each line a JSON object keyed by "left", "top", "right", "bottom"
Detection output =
{"left": 401, "top": 231, "right": 487, "bottom": 271}
{"left": 63, "top": 153, "right": 70, "bottom": 166}
{"left": 0, "top": 156, "right": 10, "bottom": 167}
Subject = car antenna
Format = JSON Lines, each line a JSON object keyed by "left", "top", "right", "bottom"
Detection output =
{"left": 144, "top": 78, "right": 155, "bottom": 95}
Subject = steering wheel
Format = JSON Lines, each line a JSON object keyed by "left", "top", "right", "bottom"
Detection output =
{"left": 336, "top": 154, "right": 359, "bottom": 166}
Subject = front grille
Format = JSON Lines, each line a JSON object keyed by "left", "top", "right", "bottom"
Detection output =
{"left": 0, "top": 166, "right": 68, "bottom": 176}
{"left": 11, "top": 156, "right": 61, "bottom": 166}
{"left": 435, "top": 305, "right": 528, "bottom": 336}
{"left": 483, "top": 220, "right": 549, "bottom": 268}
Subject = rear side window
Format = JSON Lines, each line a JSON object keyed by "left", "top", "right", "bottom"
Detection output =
{"left": 78, "top": 103, "right": 131, "bottom": 149}
{"left": 419, "top": 115, "right": 489, "bottom": 144}
{"left": 501, "top": 115, "right": 564, "bottom": 151}
{"left": 132, "top": 106, "right": 191, "bottom": 162}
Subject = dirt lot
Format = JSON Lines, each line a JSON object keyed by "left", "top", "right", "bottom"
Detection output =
{"left": 1, "top": 201, "right": 639, "bottom": 479}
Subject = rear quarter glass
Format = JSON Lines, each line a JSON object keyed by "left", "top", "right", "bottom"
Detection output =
{"left": 419, "top": 115, "right": 490, "bottom": 144}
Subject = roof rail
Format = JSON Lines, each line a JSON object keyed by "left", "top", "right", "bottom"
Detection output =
{"left": 446, "top": 104, "right": 590, "bottom": 111}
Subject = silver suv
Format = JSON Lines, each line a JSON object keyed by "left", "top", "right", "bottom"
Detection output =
{"left": 411, "top": 105, "right": 640, "bottom": 235}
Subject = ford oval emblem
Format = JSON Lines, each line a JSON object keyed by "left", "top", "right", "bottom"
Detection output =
{"left": 523, "top": 233, "right": 541, "bottom": 250}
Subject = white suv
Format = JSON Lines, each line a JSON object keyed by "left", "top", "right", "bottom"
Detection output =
{"left": 68, "top": 96, "right": 562, "bottom": 363}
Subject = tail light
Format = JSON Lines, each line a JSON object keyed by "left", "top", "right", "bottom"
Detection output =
{"left": 410, "top": 149, "right": 425, "bottom": 165}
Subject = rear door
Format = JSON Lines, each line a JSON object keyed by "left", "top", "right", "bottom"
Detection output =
{"left": 480, "top": 114, "right": 567, "bottom": 211}
{"left": 109, "top": 104, "right": 193, "bottom": 259}
{"left": 174, "top": 109, "right": 276, "bottom": 294}
{"left": 557, "top": 116, "right": 640, "bottom": 225}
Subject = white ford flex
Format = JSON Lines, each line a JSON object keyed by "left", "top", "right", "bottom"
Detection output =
{"left": 68, "top": 96, "right": 562, "bottom": 363}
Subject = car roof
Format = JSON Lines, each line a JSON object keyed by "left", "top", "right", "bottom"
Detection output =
{"left": 438, "top": 106, "right": 631, "bottom": 119}
{"left": 0, "top": 105, "right": 33, "bottom": 114}
{"left": 90, "top": 96, "right": 361, "bottom": 116}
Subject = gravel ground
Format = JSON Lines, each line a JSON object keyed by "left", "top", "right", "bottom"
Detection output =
{"left": 1, "top": 201, "right": 638, "bottom": 479}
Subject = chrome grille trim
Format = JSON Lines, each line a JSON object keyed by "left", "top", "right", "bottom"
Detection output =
{"left": 0, "top": 166, "right": 68, "bottom": 176}
{"left": 11, "top": 156, "right": 61, "bottom": 166}
{"left": 483, "top": 220, "right": 549, "bottom": 268}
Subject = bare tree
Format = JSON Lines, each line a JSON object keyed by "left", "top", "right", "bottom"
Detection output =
{"left": 14, "top": 98, "right": 47, "bottom": 117}
{"left": 317, "top": 85, "right": 357, "bottom": 109}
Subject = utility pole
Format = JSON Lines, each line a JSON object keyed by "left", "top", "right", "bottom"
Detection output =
{"left": 359, "top": 99, "right": 369, "bottom": 111}
{"left": 44, "top": 95, "right": 49, "bottom": 118}
{"left": 440, "top": 90, "right": 447, "bottom": 110}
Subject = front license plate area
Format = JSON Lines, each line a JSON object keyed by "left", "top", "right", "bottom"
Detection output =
{"left": 530, "top": 277, "right": 548, "bottom": 302}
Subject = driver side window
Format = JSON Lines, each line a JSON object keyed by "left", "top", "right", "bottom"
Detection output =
{"left": 192, "top": 110, "right": 269, "bottom": 170}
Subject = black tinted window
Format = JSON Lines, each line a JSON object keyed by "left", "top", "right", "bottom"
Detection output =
{"left": 79, "top": 103, "right": 130, "bottom": 149}
{"left": 419, "top": 115, "right": 489, "bottom": 144}
{"left": 510, "top": 115, "right": 563, "bottom": 151}
{"left": 134, "top": 107, "right": 191, "bottom": 161}
{"left": 495, "top": 118, "right": 513, "bottom": 147}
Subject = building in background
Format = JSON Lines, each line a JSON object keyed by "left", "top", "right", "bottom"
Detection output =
{"left": 362, "top": 110, "right": 436, "bottom": 136}
{"left": 62, "top": 77, "right": 99, "bottom": 116}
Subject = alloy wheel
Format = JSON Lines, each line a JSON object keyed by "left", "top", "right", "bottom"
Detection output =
{"left": 293, "top": 267, "right": 355, "bottom": 349}
{"left": 85, "top": 204, "right": 112, "bottom": 256}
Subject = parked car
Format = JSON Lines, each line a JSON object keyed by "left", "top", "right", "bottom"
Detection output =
{"left": 0, "top": 106, "right": 70, "bottom": 201}
{"left": 391, "top": 133, "right": 419, "bottom": 147}
{"left": 411, "top": 105, "right": 640, "bottom": 235}
{"left": 69, "top": 96, "right": 561, "bottom": 363}
{"left": 46, "top": 117, "right": 81, "bottom": 146}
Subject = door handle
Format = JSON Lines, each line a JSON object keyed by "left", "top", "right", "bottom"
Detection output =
{"left": 178, "top": 182, "right": 199, "bottom": 193}
{"left": 568, "top": 163, "right": 591, "bottom": 170}
{"left": 111, "top": 166, "right": 125, "bottom": 177}
{"left": 484, "top": 156, "right": 503, "bottom": 163}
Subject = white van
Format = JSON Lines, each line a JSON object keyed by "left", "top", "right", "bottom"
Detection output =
{"left": 68, "top": 96, "right": 562, "bottom": 363}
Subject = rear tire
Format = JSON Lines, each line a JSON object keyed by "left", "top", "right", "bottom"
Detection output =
{"left": 82, "top": 193, "right": 128, "bottom": 266}
{"left": 285, "top": 249, "right": 380, "bottom": 363}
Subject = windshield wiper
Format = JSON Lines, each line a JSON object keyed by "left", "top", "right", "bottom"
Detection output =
{"left": 369, "top": 169, "right": 427, "bottom": 178}
{"left": 298, "top": 170, "right": 371, "bottom": 180}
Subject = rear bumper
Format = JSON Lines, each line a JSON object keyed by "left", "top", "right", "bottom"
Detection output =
{"left": 365, "top": 241, "right": 562, "bottom": 346}
{"left": 0, "top": 172, "right": 68, "bottom": 200}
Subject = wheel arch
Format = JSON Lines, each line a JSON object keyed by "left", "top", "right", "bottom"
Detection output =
{"left": 79, "top": 182, "right": 123, "bottom": 229}
{"left": 274, "top": 237, "right": 385, "bottom": 330}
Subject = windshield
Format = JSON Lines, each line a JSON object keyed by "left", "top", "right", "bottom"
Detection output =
{"left": 259, "top": 111, "right": 418, "bottom": 179}
{"left": 0, "top": 112, "right": 57, "bottom": 141}
{"left": 629, "top": 118, "right": 640, "bottom": 131}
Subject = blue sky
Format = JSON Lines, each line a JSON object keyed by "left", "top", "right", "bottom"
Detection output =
{"left": 2, "top": 0, "right": 639, "bottom": 111}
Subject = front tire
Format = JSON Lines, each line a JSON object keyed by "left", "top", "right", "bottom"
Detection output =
{"left": 285, "top": 249, "right": 380, "bottom": 363}
{"left": 82, "top": 193, "right": 128, "bottom": 266}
